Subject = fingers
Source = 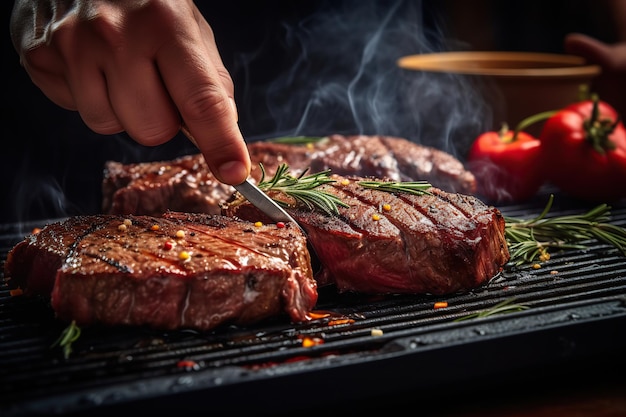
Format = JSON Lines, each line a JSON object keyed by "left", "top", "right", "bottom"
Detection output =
{"left": 156, "top": 12, "right": 251, "bottom": 185}
{"left": 12, "top": 0, "right": 251, "bottom": 185}
{"left": 20, "top": 47, "right": 76, "bottom": 111}
{"left": 104, "top": 58, "right": 180, "bottom": 145}
{"left": 163, "top": 60, "right": 250, "bottom": 185}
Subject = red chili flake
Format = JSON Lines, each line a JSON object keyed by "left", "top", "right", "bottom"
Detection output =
{"left": 276, "top": 222, "right": 285, "bottom": 229}
{"left": 328, "top": 318, "right": 355, "bottom": 326}
{"left": 163, "top": 241, "right": 174, "bottom": 250}
{"left": 176, "top": 360, "right": 200, "bottom": 370}
{"left": 308, "top": 311, "right": 331, "bottom": 320}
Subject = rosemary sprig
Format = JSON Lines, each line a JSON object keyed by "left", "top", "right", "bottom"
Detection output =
{"left": 51, "top": 320, "right": 81, "bottom": 359}
{"left": 505, "top": 194, "right": 626, "bottom": 265}
{"left": 268, "top": 136, "right": 325, "bottom": 144}
{"left": 357, "top": 180, "right": 432, "bottom": 196}
{"left": 257, "top": 164, "right": 349, "bottom": 215}
{"left": 454, "top": 298, "right": 529, "bottom": 322}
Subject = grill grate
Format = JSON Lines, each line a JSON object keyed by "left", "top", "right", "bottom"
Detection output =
{"left": 1, "top": 195, "right": 625, "bottom": 416}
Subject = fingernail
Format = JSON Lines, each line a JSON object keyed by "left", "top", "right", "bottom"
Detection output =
{"left": 218, "top": 161, "right": 248, "bottom": 185}
{"left": 229, "top": 98, "right": 238, "bottom": 121}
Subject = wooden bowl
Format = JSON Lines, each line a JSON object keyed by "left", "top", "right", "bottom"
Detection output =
{"left": 397, "top": 51, "right": 601, "bottom": 132}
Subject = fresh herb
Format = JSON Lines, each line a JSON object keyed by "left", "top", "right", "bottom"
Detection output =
{"left": 454, "top": 298, "right": 529, "bottom": 322}
{"left": 51, "top": 320, "right": 81, "bottom": 359}
{"left": 268, "top": 136, "right": 325, "bottom": 144}
{"left": 257, "top": 164, "right": 349, "bottom": 215}
{"left": 357, "top": 180, "right": 432, "bottom": 196}
{"left": 505, "top": 194, "right": 626, "bottom": 265}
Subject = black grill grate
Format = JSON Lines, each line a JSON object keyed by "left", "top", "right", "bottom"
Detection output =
{"left": 1, "top": 194, "right": 625, "bottom": 416}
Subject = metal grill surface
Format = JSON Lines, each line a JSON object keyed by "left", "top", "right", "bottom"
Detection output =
{"left": 1, "top": 195, "right": 625, "bottom": 416}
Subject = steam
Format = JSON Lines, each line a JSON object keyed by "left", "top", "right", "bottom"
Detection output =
{"left": 236, "top": 0, "right": 494, "bottom": 159}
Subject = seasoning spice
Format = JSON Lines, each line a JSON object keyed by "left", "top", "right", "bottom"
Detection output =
{"left": 301, "top": 336, "right": 324, "bottom": 347}
{"left": 176, "top": 360, "right": 200, "bottom": 370}
{"left": 328, "top": 318, "right": 355, "bottom": 326}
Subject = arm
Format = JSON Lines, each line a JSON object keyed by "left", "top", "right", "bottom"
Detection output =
{"left": 10, "top": 0, "right": 250, "bottom": 185}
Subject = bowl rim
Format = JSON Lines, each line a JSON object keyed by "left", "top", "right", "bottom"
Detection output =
{"left": 397, "top": 51, "right": 601, "bottom": 78}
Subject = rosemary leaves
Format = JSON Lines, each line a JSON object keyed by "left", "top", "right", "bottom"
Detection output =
{"left": 51, "top": 320, "right": 81, "bottom": 359}
{"left": 504, "top": 194, "right": 626, "bottom": 265}
{"left": 357, "top": 180, "right": 432, "bottom": 196}
{"left": 454, "top": 298, "right": 529, "bottom": 321}
{"left": 257, "top": 164, "right": 349, "bottom": 215}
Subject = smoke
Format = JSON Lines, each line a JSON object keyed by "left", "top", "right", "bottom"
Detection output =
{"left": 235, "top": 0, "right": 494, "bottom": 159}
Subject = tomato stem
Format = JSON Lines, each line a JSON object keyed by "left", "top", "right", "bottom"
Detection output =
{"left": 512, "top": 110, "right": 558, "bottom": 141}
{"left": 584, "top": 95, "right": 619, "bottom": 154}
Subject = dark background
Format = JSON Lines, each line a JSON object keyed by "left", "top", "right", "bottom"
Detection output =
{"left": 1, "top": 0, "right": 621, "bottom": 224}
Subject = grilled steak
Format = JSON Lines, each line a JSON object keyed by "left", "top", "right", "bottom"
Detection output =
{"left": 248, "top": 135, "right": 476, "bottom": 194}
{"left": 223, "top": 175, "right": 509, "bottom": 295}
{"left": 103, "top": 135, "right": 476, "bottom": 217}
{"left": 102, "top": 155, "right": 234, "bottom": 216}
{"left": 3, "top": 212, "right": 317, "bottom": 331}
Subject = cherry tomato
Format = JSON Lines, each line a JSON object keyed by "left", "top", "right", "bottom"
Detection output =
{"left": 467, "top": 126, "right": 544, "bottom": 203}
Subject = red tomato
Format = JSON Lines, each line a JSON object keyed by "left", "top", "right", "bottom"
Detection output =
{"left": 539, "top": 98, "right": 626, "bottom": 202}
{"left": 467, "top": 127, "right": 544, "bottom": 203}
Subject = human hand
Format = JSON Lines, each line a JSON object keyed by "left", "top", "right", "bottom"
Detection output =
{"left": 564, "top": 33, "right": 626, "bottom": 119}
{"left": 10, "top": 0, "right": 250, "bottom": 185}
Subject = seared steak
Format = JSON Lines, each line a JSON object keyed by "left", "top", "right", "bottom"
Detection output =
{"left": 224, "top": 175, "right": 509, "bottom": 295}
{"left": 4, "top": 212, "right": 317, "bottom": 331}
{"left": 103, "top": 135, "right": 476, "bottom": 217}
{"left": 248, "top": 135, "right": 476, "bottom": 194}
{"left": 102, "top": 155, "right": 233, "bottom": 216}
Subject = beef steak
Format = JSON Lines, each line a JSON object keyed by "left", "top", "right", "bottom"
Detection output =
{"left": 4, "top": 212, "right": 317, "bottom": 331}
{"left": 103, "top": 135, "right": 476, "bottom": 217}
{"left": 248, "top": 135, "right": 476, "bottom": 195}
{"left": 102, "top": 155, "right": 233, "bottom": 216}
{"left": 223, "top": 175, "right": 509, "bottom": 295}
